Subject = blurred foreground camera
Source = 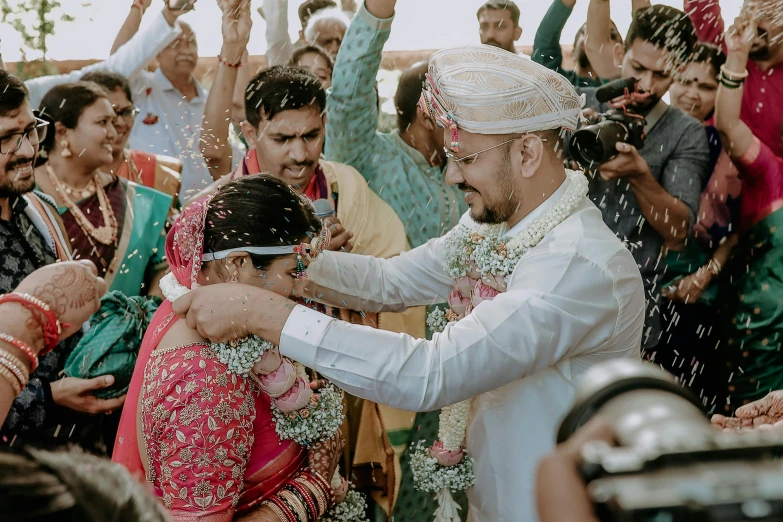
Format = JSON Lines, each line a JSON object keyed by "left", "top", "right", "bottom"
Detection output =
{"left": 557, "top": 360, "right": 783, "bottom": 521}
{"left": 569, "top": 78, "right": 647, "bottom": 169}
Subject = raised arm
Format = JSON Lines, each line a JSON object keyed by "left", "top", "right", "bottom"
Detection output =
{"left": 111, "top": 1, "right": 192, "bottom": 54}
{"left": 533, "top": 0, "right": 575, "bottom": 73}
{"left": 201, "top": 0, "right": 252, "bottom": 180}
{"left": 714, "top": 18, "right": 754, "bottom": 159}
{"left": 25, "top": 8, "right": 182, "bottom": 108}
{"left": 323, "top": 2, "right": 390, "bottom": 177}
{"left": 684, "top": 0, "right": 726, "bottom": 47}
{"left": 584, "top": 0, "right": 620, "bottom": 79}
{"left": 263, "top": 0, "right": 295, "bottom": 66}
{"left": 632, "top": 0, "right": 651, "bottom": 12}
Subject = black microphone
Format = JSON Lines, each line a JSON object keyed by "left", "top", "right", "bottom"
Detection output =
{"left": 595, "top": 77, "right": 639, "bottom": 103}
{"left": 312, "top": 199, "right": 335, "bottom": 220}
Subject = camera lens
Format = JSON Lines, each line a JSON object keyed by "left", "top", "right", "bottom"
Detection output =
{"left": 569, "top": 120, "right": 630, "bottom": 169}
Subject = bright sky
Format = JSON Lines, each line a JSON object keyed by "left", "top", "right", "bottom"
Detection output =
{"left": 1, "top": 0, "right": 744, "bottom": 62}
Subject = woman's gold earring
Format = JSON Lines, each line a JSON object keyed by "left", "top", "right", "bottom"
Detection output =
{"left": 230, "top": 270, "right": 239, "bottom": 283}
{"left": 60, "top": 141, "right": 72, "bottom": 158}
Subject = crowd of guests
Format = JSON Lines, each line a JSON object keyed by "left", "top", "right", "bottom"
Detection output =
{"left": 0, "top": 0, "right": 781, "bottom": 520}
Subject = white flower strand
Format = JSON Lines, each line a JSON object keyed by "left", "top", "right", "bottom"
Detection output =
{"left": 438, "top": 400, "right": 471, "bottom": 452}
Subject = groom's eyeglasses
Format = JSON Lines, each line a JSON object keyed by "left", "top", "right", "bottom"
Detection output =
{"left": 443, "top": 136, "right": 524, "bottom": 172}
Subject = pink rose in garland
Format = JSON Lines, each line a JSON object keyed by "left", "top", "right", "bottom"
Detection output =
{"left": 471, "top": 281, "right": 500, "bottom": 307}
{"left": 274, "top": 377, "right": 313, "bottom": 412}
{"left": 447, "top": 289, "right": 471, "bottom": 316}
{"left": 429, "top": 440, "right": 464, "bottom": 466}
{"left": 455, "top": 276, "right": 478, "bottom": 298}
{"left": 253, "top": 347, "right": 282, "bottom": 375}
{"left": 259, "top": 358, "right": 297, "bottom": 397}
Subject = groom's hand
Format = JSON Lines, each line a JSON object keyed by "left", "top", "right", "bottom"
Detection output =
{"left": 172, "top": 284, "right": 295, "bottom": 344}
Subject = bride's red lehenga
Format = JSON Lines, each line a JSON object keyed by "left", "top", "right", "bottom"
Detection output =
{"left": 113, "top": 196, "right": 307, "bottom": 521}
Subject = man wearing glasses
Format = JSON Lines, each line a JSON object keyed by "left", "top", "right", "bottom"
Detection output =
{"left": 173, "top": 46, "right": 646, "bottom": 522}
{"left": 0, "top": 71, "right": 123, "bottom": 452}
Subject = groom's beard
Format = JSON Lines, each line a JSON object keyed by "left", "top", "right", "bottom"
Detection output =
{"left": 460, "top": 157, "right": 518, "bottom": 224}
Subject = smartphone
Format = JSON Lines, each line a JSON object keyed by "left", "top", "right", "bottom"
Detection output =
{"left": 168, "top": 0, "right": 195, "bottom": 11}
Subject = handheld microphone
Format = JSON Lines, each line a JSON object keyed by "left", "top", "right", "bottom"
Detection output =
{"left": 312, "top": 199, "right": 336, "bottom": 220}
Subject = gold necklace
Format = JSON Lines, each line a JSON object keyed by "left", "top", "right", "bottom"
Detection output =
{"left": 46, "top": 165, "right": 119, "bottom": 246}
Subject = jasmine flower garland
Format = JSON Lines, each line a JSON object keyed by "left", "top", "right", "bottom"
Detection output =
{"left": 321, "top": 490, "right": 370, "bottom": 522}
{"left": 271, "top": 383, "right": 344, "bottom": 445}
{"left": 212, "top": 335, "right": 274, "bottom": 376}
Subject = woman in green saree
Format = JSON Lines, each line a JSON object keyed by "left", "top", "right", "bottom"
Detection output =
{"left": 34, "top": 81, "right": 171, "bottom": 298}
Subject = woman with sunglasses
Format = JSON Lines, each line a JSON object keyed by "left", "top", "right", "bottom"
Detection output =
{"left": 34, "top": 81, "right": 171, "bottom": 299}
{"left": 81, "top": 71, "right": 182, "bottom": 206}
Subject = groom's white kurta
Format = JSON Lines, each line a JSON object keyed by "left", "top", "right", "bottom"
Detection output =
{"left": 279, "top": 180, "right": 644, "bottom": 521}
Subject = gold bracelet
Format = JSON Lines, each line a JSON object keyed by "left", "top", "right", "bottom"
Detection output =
{"left": 0, "top": 365, "right": 22, "bottom": 396}
{"left": 0, "top": 349, "right": 29, "bottom": 382}
{"left": 295, "top": 476, "right": 327, "bottom": 516}
{"left": 279, "top": 489, "right": 308, "bottom": 522}
{"left": 0, "top": 357, "right": 28, "bottom": 389}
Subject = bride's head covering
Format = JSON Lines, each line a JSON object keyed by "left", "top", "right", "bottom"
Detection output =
{"left": 419, "top": 44, "right": 584, "bottom": 152}
{"left": 165, "top": 194, "right": 215, "bottom": 291}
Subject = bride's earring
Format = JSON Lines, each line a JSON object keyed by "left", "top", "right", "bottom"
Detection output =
{"left": 229, "top": 270, "right": 239, "bottom": 283}
{"left": 60, "top": 140, "right": 72, "bottom": 158}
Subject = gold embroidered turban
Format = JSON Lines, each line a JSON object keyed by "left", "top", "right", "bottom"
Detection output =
{"left": 419, "top": 45, "right": 584, "bottom": 151}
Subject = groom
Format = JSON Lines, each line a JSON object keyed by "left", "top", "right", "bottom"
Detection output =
{"left": 174, "top": 43, "right": 645, "bottom": 521}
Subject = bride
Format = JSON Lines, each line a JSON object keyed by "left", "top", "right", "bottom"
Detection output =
{"left": 113, "top": 175, "right": 346, "bottom": 521}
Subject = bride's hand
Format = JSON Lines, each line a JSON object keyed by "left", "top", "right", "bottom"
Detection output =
{"left": 308, "top": 428, "right": 344, "bottom": 484}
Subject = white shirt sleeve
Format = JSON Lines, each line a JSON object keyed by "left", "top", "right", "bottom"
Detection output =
{"left": 26, "top": 10, "right": 181, "bottom": 108}
{"left": 263, "top": 0, "right": 295, "bottom": 66}
{"left": 280, "top": 250, "right": 622, "bottom": 412}
{"left": 301, "top": 234, "right": 454, "bottom": 313}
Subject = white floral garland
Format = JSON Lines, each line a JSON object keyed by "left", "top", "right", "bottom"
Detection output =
{"left": 414, "top": 170, "right": 588, "bottom": 522}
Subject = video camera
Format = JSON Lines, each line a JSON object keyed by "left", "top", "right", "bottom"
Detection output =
{"left": 568, "top": 78, "right": 647, "bottom": 169}
{"left": 557, "top": 360, "right": 783, "bottom": 521}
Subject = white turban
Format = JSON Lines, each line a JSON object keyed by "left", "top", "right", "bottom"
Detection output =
{"left": 421, "top": 45, "right": 584, "bottom": 143}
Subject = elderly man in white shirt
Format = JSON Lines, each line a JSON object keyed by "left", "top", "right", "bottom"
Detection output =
{"left": 24, "top": 4, "right": 184, "bottom": 109}
{"left": 172, "top": 42, "right": 644, "bottom": 521}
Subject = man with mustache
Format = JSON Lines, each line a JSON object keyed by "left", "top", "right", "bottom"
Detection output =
{"left": 579, "top": 3, "right": 710, "bottom": 352}
{"left": 111, "top": 0, "right": 246, "bottom": 202}
{"left": 477, "top": 0, "right": 522, "bottom": 54}
{"left": 0, "top": 71, "right": 126, "bottom": 452}
{"left": 683, "top": 0, "right": 783, "bottom": 158}
{"left": 532, "top": 0, "right": 623, "bottom": 87}
{"left": 172, "top": 43, "right": 645, "bottom": 522}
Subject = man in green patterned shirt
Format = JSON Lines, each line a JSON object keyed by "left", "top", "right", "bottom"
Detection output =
{"left": 324, "top": 2, "right": 466, "bottom": 248}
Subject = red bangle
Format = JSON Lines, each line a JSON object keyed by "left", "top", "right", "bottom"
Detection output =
{"left": 268, "top": 495, "right": 297, "bottom": 522}
{"left": 217, "top": 55, "right": 243, "bottom": 68}
{"left": 131, "top": 0, "right": 145, "bottom": 12}
{"left": 0, "top": 334, "right": 38, "bottom": 372}
{"left": 302, "top": 469, "right": 335, "bottom": 507}
{"left": 0, "top": 293, "right": 65, "bottom": 355}
{"left": 289, "top": 480, "right": 319, "bottom": 518}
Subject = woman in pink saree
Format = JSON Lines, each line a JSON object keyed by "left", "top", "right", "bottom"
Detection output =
{"left": 113, "top": 175, "right": 343, "bottom": 521}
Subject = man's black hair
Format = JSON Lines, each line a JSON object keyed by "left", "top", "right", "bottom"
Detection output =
{"left": 244, "top": 66, "right": 327, "bottom": 129}
{"left": 625, "top": 5, "right": 698, "bottom": 65}
{"left": 0, "top": 70, "right": 29, "bottom": 117}
{"left": 476, "top": 0, "right": 520, "bottom": 27}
